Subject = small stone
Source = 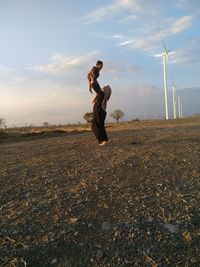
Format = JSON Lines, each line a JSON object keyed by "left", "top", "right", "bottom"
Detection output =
{"left": 69, "top": 217, "right": 78, "bottom": 224}
{"left": 183, "top": 231, "right": 192, "bottom": 242}
{"left": 164, "top": 223, "right": 178, "bottom": 233}
{"left": 51, "top": 258, "right": 57, "bottom": 264}
{"left": 97, "top": 249, "right": 104, "bottom": 258}
{"left": 102, "top": 222, "right": 112, "bottom": 231}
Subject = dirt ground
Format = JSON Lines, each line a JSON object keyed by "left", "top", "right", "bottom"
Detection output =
{"left": 0, "top": 119, "right": 200, "bottom": 267}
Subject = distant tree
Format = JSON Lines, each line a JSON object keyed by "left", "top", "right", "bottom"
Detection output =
{"left": 0, "top": 117, "right": 6, "bottom": 130}
{"left": 43, "top": 122, "right": 50, "bottom": 127}
{"left": 110, "top": 109, "right": 124, "bottom": 123}
{"left": 83, "top": 112, "right": 93, "bottom": 123}
{"left": 132, "top": 118, "right": 140, "bottom": 122}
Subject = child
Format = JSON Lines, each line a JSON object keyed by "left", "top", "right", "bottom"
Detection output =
{"left": 87, "top": 60, "right": 103, "bottom": 94}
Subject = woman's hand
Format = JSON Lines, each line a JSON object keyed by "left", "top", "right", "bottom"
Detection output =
{"left": 92, "top": 96, "right": 97, "bottom": 103}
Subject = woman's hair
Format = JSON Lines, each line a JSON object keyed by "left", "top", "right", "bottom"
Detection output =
{"left": 96, "top": 60, "right": 103, "bottom": 66}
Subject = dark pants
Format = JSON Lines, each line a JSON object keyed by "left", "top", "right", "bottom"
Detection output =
{"left": 92, "top": 102, "right": 108, "bottom": 142}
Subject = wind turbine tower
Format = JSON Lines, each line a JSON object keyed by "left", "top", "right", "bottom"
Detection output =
{"left": 181, "top": 97, "right": 183, "bottom": 118}
{"left": 162, "top": 51, "right": 169, "bottom": 119}
{"left": 178, "top": 95, "right": 182, "bottom": 118}
{"left": 172, "top": 85, "right": 177, "bottom": 119}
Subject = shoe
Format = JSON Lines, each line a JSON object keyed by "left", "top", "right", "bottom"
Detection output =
{"left": 99, "top": 141, "right": 108, "bottom": 146}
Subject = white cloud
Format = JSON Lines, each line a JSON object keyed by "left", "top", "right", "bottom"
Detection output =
{"left": 82, "top": 0, "right": 142, "bottom": 24}
{"left": 116, "top": 15, "right": 194, "bottom": 53}
{"left": 82, "top": 0, "right": 195, "bottom": 58}
{"left": 163, "top": 15, "right": 194, "bottom": 35}
{"left": 31, "top": 52, "right": 142, "bottom": 80}
{"left": 170, "top": 36, "right": 200, "bottom": 64}
{"left": 31, "top": 51, "right": 100, "bottom": 74}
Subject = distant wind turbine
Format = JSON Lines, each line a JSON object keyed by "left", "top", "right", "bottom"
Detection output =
{"left": 172, "top": 85, "right": 177, "bottom": 119}
{"left": 167, "top": 48, "right": 177, "bottom": 120}
{"left": 178, "top": 95, "right": 183, "bottom": 118}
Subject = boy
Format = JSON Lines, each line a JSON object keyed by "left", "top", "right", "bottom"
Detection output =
{"left": 87, "top": 60, "right": 103, "bottom": 94}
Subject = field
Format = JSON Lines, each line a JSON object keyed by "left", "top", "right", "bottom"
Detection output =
{"left": 0, "top": 118, "right": 200, "bottom": 267}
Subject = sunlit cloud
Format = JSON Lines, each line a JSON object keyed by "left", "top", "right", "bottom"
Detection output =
{"left": 31, "top": 51, "right": 100, "bottom": 75}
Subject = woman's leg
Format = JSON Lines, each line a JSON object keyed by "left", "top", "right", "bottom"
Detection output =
{"left": 99, "top": 109, "right": 108, "bottom": 141}
{"left": 92, "top": 102, "right": 101, "bottom": 142}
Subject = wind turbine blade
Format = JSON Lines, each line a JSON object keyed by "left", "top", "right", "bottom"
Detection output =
{"left": 159, "top": 32, "right": 168, "bottom": 54}
{"left": 154, "top": 53, "right": 163, "bottom": 57}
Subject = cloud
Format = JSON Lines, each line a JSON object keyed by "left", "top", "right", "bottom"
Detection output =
{"left": 176, "top": 0, "right": 200, "bottom": 14}
{"left": 82, "top": 1, "right": 195, "bottom": 57}
{"left": 108, "top": 84, "right": 165, "bottom": 120}
{"left": 161, "top": 15, "right": 194, "bottom": 35}
{"left": 1, "top": 64, "right": 199, "bottom": 126}
{"left": 31, "top": 51, "right": 100, "bottom": 75}
{"left": 1, "top": 55, "right": 142, "bottom": 126}
{"left": 0, "top": 66, "right": 93, "bottom": 126}
{"left": 0, "top": 65, "right": 29, "bottom": 83}
{"left": 31, "top": 52, "right": 142, "bottom": 81}
{"left": 109, "top": 85, "right": 200, "bottom": 120}
{"left": 103, "top": 60, "right": 142, "bottom": 78}
{"left": 82, "top": 0, "right": 142, "bottom": 24}
{"left": 176, "top": 87, "right": 200, "bottom": 116}
{"left": 170, "top": 36, "right": 200, "bottom": 64}
{"left": 116, "top": 15, "right": 194, "bottom": 53}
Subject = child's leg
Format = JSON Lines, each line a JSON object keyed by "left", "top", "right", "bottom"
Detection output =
{"left": 91, "top": 81, "right": 102, "bottom": 94}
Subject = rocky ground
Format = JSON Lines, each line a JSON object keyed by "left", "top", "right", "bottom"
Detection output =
{"left": 0, "top": 119, "right": 200, "bottom": 267}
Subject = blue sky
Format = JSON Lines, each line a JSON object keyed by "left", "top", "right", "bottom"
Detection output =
{"left": 0, "top": 0, "right": 200, "bottom": 126}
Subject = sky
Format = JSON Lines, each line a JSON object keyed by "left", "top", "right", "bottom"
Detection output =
{"left": 0, "top": 0, "right": 200, "bottom": 126}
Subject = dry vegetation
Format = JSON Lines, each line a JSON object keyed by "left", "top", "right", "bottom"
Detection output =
{"left": 0, "top": 118, "right": 200, "bottom": 266}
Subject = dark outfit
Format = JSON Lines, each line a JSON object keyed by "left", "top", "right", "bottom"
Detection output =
{"left": 89, "top": 66, "right": 108, "bottom": 142}
{"left": 92, "top": 88, "right": 108, "bottom": 142}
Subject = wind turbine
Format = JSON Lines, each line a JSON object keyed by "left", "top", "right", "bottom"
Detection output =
{"left": 160, "top": 33, "right": 170, "bottom": 120}
{"left": 154, "top": 33, "right": 175, "bottom": 120}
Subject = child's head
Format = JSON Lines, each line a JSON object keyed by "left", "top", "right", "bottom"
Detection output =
{"left": 96, "top": 60, "right": 103, "bottom": 70}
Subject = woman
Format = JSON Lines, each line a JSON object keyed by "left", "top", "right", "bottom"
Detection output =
{"left": 92, "top": 85, "right": 112, "bottom": 146}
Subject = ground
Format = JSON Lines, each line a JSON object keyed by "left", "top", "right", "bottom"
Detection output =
{"left": 0, "top": 119, "right": 200, "bottom": 267}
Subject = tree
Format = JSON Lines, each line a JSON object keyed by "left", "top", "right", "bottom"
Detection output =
{"left": 43, "top": 122, "right": 50, "bottom": 127}
{"left": 0, "top": 117, "right": 6, "bottom": 130}
{"left": 83, "top": 112, "right": 93, "bottom": 123}
{"left": 110, "top": 109, "right": 124, "bottom": 123}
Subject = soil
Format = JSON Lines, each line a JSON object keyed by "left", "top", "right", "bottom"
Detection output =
{"left": 0, "top": 119, "right": 200, "bottom": 267}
